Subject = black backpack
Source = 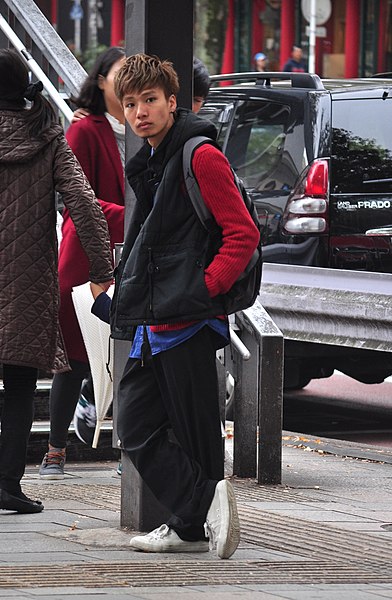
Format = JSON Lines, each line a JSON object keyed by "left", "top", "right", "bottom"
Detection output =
{"left": 182, "top": 135, "right": 262, "bottom": 315}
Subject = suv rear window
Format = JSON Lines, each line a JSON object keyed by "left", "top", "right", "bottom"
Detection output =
{"left": 331, "top": 99, "right": 392, "bottom": 193}
{"left": 200, "top": 97, "right": 303, "bottom": 193}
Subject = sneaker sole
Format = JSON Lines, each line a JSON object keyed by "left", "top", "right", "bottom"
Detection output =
{"left": 130, "top": 538, "right": 209, "bottom": 553}
{"left": 39, "top": 473, "right": 64, "bottom": 480}
{"left": 215, "top": 480, "right": 240, "bottom": 559}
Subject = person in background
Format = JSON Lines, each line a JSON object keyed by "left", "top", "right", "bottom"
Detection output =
{"left": 0, "top": 49, "right": 112, "bottom": 513}
{"left": 282, "top": 46, "right": 307, "bottom": 73}
{"left": 192, "top": 57, "right": 210, "bottom": 113}
{"left": 109, "top": 53, "right": 260, "bottom": 558}
{"left": 254, "top": 52, "right": 267, "bottom": 72}
{"left": 39, "top": 47, "right": 125, "bottom": 479}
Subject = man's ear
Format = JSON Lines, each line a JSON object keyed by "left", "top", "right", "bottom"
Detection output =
{"left": 169, "top": 94, "right": 177, "bottom": 113}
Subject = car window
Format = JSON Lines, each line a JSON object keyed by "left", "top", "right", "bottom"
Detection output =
{"left": 223, "top": 100, "right": 289, "bottom": 187}
{"left": 331, "top": 99, "right": 392, "bottom": 193}
{"left": 200, "top": 97, "right": 303, "bottom": 193}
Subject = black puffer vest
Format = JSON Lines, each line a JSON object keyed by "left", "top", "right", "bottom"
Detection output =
{"left": 110, "top": 109, "right": 226, "bottom": 340}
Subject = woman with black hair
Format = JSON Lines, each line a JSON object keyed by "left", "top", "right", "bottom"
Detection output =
{"left": 0, "top": 49, "right": 113, "bottom": 513}
{"left": 39, "top": 47, "right": 126, "bottom": 479}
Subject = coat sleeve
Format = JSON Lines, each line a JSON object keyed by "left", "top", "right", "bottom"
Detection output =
{"left": 52, "top": 134, "right": 113, "bottom": 284}
{"left": 91, "top": 292, "right": 111, "bottom": 324}
{"left": 66, "top": 119, "right": 97, "bottom": 190}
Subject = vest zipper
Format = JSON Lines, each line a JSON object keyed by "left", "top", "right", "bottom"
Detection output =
{"left": 141, "top": 323, "right": 148, "bottom": 367}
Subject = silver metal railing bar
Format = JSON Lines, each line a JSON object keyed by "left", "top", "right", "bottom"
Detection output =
{"left": 229, "top": 326, "right": 251, "bottom": 360}
{"left": 0, "top": 13, "right": 73, "bottom": 124}
{"left": 3, "top": 0, "right": 87, "bottom": 95}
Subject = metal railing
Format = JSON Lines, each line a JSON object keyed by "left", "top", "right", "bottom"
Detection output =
{"left": 0, "top": 0, "right": 87, "bottom": 125}
{"left": 260, "top": 263, "right": 392, "bottom": 352}
{"left": 224, "top": 304, "right": 284, "bottom": 485}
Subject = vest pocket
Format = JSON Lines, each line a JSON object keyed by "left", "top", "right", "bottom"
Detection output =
{"left": 152, "top": 248, "right": 212, "bottom": 320}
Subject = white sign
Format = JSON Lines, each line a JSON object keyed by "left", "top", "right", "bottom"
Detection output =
{"left": 301, "top": 0, "right": 331, "bottom": 25}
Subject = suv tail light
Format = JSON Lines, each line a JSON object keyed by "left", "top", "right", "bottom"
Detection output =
{"left": 283, "top": 159, "right": 329, "bottom": 234}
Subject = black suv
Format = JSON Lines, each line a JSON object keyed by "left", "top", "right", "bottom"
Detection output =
{"left": 199, "top": 72, "right": 392, "bottom": 388}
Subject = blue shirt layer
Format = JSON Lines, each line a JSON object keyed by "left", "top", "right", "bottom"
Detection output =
{"left": 91, "top": 292, "right": 230, "bottom": 357}
{"left": 130, "top": 319, "right": 230, "bottom": 358}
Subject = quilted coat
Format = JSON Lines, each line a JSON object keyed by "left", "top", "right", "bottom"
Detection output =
{"left": 0, "top": 110, "right": 113, "bottom": 373}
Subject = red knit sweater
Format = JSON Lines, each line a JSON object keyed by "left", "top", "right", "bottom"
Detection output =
{"left": 151, "top": 143, "right": 260, "bottom": 332}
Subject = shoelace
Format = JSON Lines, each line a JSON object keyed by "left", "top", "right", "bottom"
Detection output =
{"left": 45, "top": 451, "right": 65, "bottom": 465}
{"left": 204, "top": 521, "right": 214, "bottom": 551}
{"left": 148, "top": 524, "right": 169, "bottom": 540}
{"left": 204, "top": 521, "right": 215, "bottom": 551}
{"left": 205, "top": 503, "right": 221, "bottom": 552}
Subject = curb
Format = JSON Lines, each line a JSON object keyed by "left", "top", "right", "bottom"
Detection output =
{"left": 283, "top": 430, "right": 392, "bottom": 464}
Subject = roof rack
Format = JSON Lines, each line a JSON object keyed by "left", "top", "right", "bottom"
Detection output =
{"left": 371, "top": 72, "right": 392, "bottom": 79}
{"left": 210, "top": 72, "right": 325, "bottom": 91}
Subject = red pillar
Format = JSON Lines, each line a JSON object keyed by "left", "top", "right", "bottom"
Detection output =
{"left": 344, "top": 0, "right": 360, "bottom": 77}
{"left": 51, "top": 0, "right": 57, "bottom": 30}
{"left": 377, "top": 0, "right": 387, "bottom": 73}
{"left": 220, "top": 0, "right": 235, "bottom": 82}
{"left": 280, "top": 0, "right": 295, "bottom": 70}
{"left": 111, "top": 0, "right": 125, "bottom": 47}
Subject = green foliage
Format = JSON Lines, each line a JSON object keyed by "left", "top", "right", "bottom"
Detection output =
{"left": 195, "top": 0, "right": 228, "bottom": 75}
{"left": 81, "top": 44, "right": 108, "bottom": 73}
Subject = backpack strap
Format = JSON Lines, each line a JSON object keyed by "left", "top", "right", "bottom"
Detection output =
{"left": 182, "top": 136, "right": 217, "bottom": 232}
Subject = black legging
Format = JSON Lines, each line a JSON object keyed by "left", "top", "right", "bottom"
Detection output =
{"left": 49, "top": 359, "right": 90, "bottom": 448}
{"left": 0, "top": 364, "right": 38, "bottom": 494}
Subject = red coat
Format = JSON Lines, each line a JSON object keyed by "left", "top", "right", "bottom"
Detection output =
{"left": 60, "top": 114, "right": 125, "bottom": 362}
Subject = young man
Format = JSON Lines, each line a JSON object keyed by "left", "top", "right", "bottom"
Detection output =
{"left": 111, "top": 54, "right": 260, "bottom": 559}
{"left": 282, "top": 46, "right": 307, "bottom": 73}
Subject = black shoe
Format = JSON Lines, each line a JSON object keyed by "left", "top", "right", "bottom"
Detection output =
{"left": 0, "top": 489, "right": 44, "bottom": 513}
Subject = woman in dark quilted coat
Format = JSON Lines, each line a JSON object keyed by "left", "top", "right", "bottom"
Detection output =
{"left": 0, "top": 49, "right": 113, "bottom": 514}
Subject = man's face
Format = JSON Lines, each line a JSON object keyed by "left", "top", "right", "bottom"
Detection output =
{"left": 192, "top": 96, "right": 205, "bottom": 114}
{"left": 122, "top": 86, "right": 177, "bottom": 148}
{"left": 292, "top": 47, "right": 303, "bottom": 62}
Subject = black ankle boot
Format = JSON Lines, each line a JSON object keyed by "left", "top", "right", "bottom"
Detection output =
{"left": 0, "top": 489, "right": 44, "bottom": 513}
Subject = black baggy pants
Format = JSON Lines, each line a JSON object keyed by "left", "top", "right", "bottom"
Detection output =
{"left": 0, "top": 364, "right": 38, "bottom": 494}
{"left": 117, "top": 326, "right": 224, "bottom": 542}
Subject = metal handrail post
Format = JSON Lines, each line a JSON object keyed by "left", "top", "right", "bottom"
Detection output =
{"left": 258, "top": 331, "right": 283, "bottom": 484}
{"left": 235, "top": 303, "right": 284, "bottom": 484}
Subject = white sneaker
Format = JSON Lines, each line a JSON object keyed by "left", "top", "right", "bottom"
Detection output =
{"left": 129, "top": 524, "right": 209, "bottom": 553}
{"left": 204, "top": 479, "right": 240, "bottom": 559}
